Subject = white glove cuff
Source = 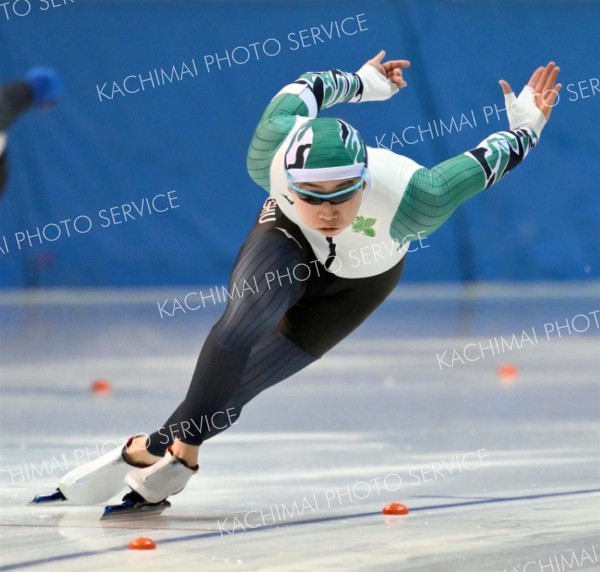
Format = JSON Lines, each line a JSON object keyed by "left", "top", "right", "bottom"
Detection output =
{"left": 355, "top": 63, "right": 399, "bottom": 102}
{"left": 504, "top": 85, "right": 547, "bottom": 137}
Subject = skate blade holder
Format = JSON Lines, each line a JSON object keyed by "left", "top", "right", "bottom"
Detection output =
{"left": 29, "top": 488, "right": 67, "bottom": 504}
{"left": 101, "top": 491, "right": 171, "bottom": 520}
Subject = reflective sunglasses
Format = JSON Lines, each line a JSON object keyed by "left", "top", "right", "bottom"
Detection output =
{"left": 286, "top": 169, "right": 367, "bottom": 206}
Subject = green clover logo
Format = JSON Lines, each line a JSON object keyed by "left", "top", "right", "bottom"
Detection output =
{"left": 352, "top": 216, "right": 377, "bottom": 237}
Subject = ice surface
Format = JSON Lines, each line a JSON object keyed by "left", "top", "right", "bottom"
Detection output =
{"left": 1, "top": 283, "right": 599, "bottom": 571}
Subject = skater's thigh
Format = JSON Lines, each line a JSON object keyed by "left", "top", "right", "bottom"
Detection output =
{"left": 212, "top": 198, "right": 313, "bottom": 348}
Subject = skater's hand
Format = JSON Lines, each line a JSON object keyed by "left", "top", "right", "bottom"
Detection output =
{"left": 356, "top": 50, "right": 410, "bottom": 102}
{"left": 499, "top": 62, "right": 562, "bottom": 135}
{"left": 366, "top": 50, "right": 410, "bottom": 89}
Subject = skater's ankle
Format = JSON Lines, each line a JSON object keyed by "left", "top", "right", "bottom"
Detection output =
{"left": 124, "top": 436, "right": 162, "bottom": 467}
{"left": 170, "top": 440, "right": 199, "bottom": 469}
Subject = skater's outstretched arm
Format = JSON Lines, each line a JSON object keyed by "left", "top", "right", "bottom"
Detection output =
{"left": 390, "top": 62, "right": 561, "bottom": 241}
{"left": 247, "top": 50, "right": 410, "bottom": 192}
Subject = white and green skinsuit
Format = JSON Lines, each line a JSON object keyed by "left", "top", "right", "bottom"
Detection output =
{"left": 247, "top": 65, "right": 539, "bottom": 278}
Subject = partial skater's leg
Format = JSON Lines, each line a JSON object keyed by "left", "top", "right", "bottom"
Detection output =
{"left": 138, "top": 202, "right": 313, "bottom": 463}
{"left": 141, "top": 330, "right": 316, "bottom": 456}
{"left": 0, "top": 140, "right": 7, "bottom": 197}
{"left": 140, "top": 253, "right": 408, "bottom": 457}
{"left": 123, "top": 223, "right": 407, "bottom": 504}
{"left": 0, "top": 81, "right": 34, "bottom": 132}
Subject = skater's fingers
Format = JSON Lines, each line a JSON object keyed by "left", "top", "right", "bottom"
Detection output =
{"left": 499, "top": 79, "right": 512, "bottom": 95}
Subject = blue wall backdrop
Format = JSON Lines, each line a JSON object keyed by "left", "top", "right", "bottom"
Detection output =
{"left": 0, "top": 0, "right": 599, "bottom": 288}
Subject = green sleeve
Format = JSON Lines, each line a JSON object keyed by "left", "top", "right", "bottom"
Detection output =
{"left": 247, "top": 70, "right": 363, "bottom": 192}
{"left": 390, "top": 128, "right": 539, "bottom": 241}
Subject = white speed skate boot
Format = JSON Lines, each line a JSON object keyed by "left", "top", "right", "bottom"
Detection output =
{"left": 125, "top": 447, "right": 198, "bottom": 503}
{"left": 31, "top": 436, "right": 150, "bottom": 506}
{"left": 102, "top": 448, "right": 198, "bottom": 518}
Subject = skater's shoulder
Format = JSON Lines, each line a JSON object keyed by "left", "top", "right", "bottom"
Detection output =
{"left": 366, "top": 147, "right": 422, "bottom": 190}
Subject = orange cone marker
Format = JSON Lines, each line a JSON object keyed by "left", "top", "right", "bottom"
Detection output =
{"left": 91, "top": 379, "right": 113, "bottom": 395}
{"left": 128, "top": 537, "right": 156, "bottom": 550}
{"left": 497, "top": 363, "right": 518, "bottom": 384}
{"left": 382, "top": 502, "right": 409, "bottom": 515}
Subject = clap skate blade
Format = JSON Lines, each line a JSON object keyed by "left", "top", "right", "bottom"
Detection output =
{"left": 30, "top": 488, "right": 67, "bottom": 504}
{"left": 101, "top": 490, "right": 171, "bottom": 520}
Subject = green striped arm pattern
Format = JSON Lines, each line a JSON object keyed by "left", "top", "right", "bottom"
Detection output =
{"left": 247, "top": 70, "right": 363, "bottom": 192}
{"left": 391, "top": 128, "right": 538, "bottom": 241}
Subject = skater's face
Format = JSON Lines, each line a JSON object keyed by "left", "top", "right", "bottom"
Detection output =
{"left": 289, "top": 177, "right": 364, "bottom": 237}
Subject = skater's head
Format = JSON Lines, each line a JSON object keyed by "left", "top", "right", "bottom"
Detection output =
{"left": 284, "top": 118, "right": 368, "bottom": 237}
